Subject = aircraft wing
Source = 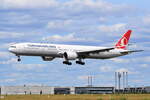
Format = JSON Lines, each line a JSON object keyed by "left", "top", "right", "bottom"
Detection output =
{"left": 77, "top": 47, "right": 114, "bottom": 55}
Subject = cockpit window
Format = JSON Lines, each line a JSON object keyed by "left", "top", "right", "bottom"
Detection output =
{"left": 10, "top": 46, "right": 16, "bottom": 48}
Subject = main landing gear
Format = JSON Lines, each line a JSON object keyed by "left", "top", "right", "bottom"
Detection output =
{"left": 63, "top": 61, "right": 72, "bottom": 65}
{"left": 76, "top": 59, "right": 85, "bottom": 65}
{"left": 17, "top": 56, "right": 21, "bottom": 62}
{"left": 76, "top": 61, "right": 85, "bottom": 65}
{"left": 63, "top": 59, "right": 85, "bottom": 65}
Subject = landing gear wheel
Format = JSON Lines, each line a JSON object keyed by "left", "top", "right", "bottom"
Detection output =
{"left": 18, "top": 58, "right": 21, "bottom": 62}
{"left": 17, "top": 56, "right": 21, "bottom": 62}
{"left": 63, "top": 61, "right": 72, "bottom": 65}
{"left": 76, "top": 61, "right": 85, "bottom": 65}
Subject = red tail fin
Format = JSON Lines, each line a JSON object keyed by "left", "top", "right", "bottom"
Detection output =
{"left": 115, "top": 30, "right": 132, "bottom": 49}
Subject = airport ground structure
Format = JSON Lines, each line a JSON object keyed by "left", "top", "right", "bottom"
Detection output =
{"left": 0, "top": 86, "right": 114, "bottom": 95}
{"left": 1, "top": 86, "right": 150, "bottom": 95}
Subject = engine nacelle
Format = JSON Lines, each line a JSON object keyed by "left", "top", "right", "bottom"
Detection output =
{"left": 64, "top": 52, "right": 78, "bottom": 60}
{"left": 42, "top": 56, "right": 55, "bottom": 61}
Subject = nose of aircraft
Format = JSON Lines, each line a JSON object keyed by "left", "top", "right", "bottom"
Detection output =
{"left": 8, "top": 47, "right": 12, "bottom": 51}
{"left": 8, "top": 44, "right": 17, "bottom": 53}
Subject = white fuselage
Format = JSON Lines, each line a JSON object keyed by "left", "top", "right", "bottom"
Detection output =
{"left": 9, "top": 43, "right": 128, "bottom": 59}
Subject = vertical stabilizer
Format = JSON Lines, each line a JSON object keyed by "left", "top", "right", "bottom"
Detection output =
{"left": 115, "top": 30, "right": 132, "bottom": 49}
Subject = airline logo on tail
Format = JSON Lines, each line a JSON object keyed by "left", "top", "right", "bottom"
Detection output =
{"left": 115, "top": 30, "right": 132, "bottom": 49}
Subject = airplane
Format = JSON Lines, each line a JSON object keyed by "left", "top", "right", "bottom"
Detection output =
{"left": 9, "top": 30, "right": 143, "bottom": 65}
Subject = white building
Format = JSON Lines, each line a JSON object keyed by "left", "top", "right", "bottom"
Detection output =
{"left": 0, "top": 86, "right": 114, "bottom": 95}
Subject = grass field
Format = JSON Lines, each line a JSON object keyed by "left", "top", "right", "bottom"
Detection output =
{"left": 1, "top": 94, "right": 150, "bottom": 100}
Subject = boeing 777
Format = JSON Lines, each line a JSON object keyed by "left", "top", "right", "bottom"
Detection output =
{"left": 9, "top": 30, "right": 143, "bottom": 65}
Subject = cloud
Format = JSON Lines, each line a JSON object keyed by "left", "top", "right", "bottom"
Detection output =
{"left": 132, "top": 57, "right": 150, "bottom": 63}
{"left": 111, "top": 56, "right": 150, "bottom": 64}
{"left": 13, "top": 64, "right": 46, "bottom": 71}
{"left": 0, "top": 0, "right": 135, "bottom": 42}
{"left": 116, "top": 68, "right": 139, "bottom": 75}
{"left": 98, "top": 23, "right": 127, "bottom": 33}
{"left": 4, "top": 13, "right": 37, "bottom": 25}
{"left": 99, "top": 66, "right": 112, "bottom": 72}
{"left": 0, "top": 0, "right": 148, "bottom": 86}
{"left": 63, "top": 0, "right": 132, "bottom": 16}
{"left": 0, "top": 0, "right": 58, "bottom": 9}
{"left": 111, "top": 58, "right": 130, "bottom": 63}
{"left": 142, "top": 15, "right": 150, "bottom": 25}
{"left": 0, "top": 31, "right": 41, "bottom": 41}
{"left": 0, "top": 31, "right": 25, "bottom": 39}
{"left": 0, "top": 0, "right": 133, "bottom": 18}
{"left": 0, "top": 52, "right": 12, "bottom": 59}
{"left": 0, "top": 58, "right": 17, "bottom": 64}
{"left": 131, "top": 79, "right": 143, "bottom": 84}
{"left": 42, "top": 33, "right": 100, "bottom": 42}
{"left": 116, "top": 68, "right": 128, "bottom": 72}
{"left": 0, "top": 78, "right": 16, "bottom": 83}
{"left": 47, "top": 20, "right": 73, "bottom": 29}
{"left": 140, "top": 64, "right": 149, "bottom": 68}
{"left": 99, "top": 17, "right": 108, "bottom": 22}
{"left": 0, "top": 43, "right": 12, "bottom": 50}
{"left": 78, "top": 75, "right": 89, "bottom": 80}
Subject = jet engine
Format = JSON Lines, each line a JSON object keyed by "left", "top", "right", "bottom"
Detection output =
{"left": 42, "top": 56, "right": 55, "bottom": 61}
{"left": 64, "top": 52, "right": 78, "bottom": 60}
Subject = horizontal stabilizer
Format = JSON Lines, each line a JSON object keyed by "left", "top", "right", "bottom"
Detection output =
{"left": 120, "top": 50, "right": 144, "bottom": 54}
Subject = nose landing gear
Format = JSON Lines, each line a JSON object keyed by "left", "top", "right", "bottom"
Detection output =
{"left": 17, "top": 56, "right": 21, "bottom": 62}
